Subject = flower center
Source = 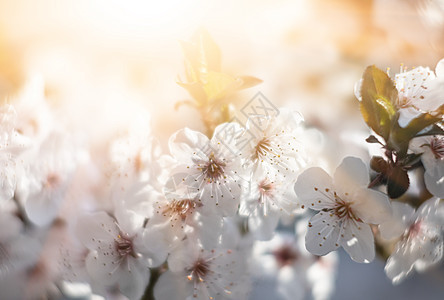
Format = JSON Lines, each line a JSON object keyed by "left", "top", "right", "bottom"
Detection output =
{"left": 430, "top": 136, "right": 444, "bottom": 160}
{"left": 253, "top": 137, "right": 272, "bottom": 161}
{"left": 272, "top": 244, "right": 298, "bottom": 267}
{"left": 163, "top": 199, "right": 200, "bottom": 221}
{"left": 201, "top": 152, "right": 226, "bottom": 183}
{"left": 331, "top": 195, "right": 361, "bottom": 222}
{"left": 45, "top": 173, "right": 60, "bottom": 189}
{"left": 258, "top": 179, "right": 274, "bottom": 197}
{"left": 115, "top": 234, "right": 136, "bottom": 258}
{"left": 188, "top": 258, "right": 211, "bottom": 282}
{"left": 398, "top": 95, "right": 413, "bottom": 109}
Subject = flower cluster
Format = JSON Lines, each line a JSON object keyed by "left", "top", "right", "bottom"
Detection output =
{"left": 0, "top": 30, "right": 443, "bottom": 300}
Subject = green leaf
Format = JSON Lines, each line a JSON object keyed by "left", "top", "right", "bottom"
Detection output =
{"left": 203, "top": 71, "right": 238, "bottom": 102}
{"left": 176, "top": 81, "right": 207, "bottom": 106}
{"left": 235, "top": 76, "right": 263, "bottom": 90}
{"left": 360, "top": 65, "right": 398, "bottom": 141}
{"left": 389, "top": 106, "right": 444, "bottom": 157}
{"left": 180, "top": 29, "right": 221, "bottom": 84}
{"left": 387, "top": 166, "right": 409, "bottom": 199}
{"left": 415, "top": 123, "right": 444, "bottom": 137}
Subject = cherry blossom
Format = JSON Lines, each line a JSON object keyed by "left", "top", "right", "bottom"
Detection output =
{"left": 294, "top": 156, "right": 391, "bottom": 263}
{"left": 239, "top": 167, "right": 302, "bottom": 241}
{"left": 238, "top": 109, "right": 310, "bottom": 179}
{"left": 154, "top": 239, "right": 250, "bottom": 300}
{"left": 19, "top": 132, "right": 79, "bottom": 226}
{"left": 251, "top": 225, "right": 337, "bottom": 300}
{"left": 168, "top": 124, "right": 245, "bottom": 216}
{"left": 394, "top": 60, "right": 444, "bottom": 127}
{"left": 109, "top": 116, "right": 165, "bottom": 189}
{"left": 379, "top": 198, "right": 444, "bottom": 284}
{"left": 149, "top": 182, "right": 223, "bottom": 249}
{"left": 410, "top": 135, "right": 444, "bottom": 198}
{"left": 76, "top": 210, "right": 167, "bottom": 300}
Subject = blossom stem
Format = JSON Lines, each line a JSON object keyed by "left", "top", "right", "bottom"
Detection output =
{"left": 141, "top": 266, "right": 164, "bottom": 300}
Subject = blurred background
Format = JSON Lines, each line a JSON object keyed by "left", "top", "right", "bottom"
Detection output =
{"left": 1, "top": 0, "right": 443, "bottom": 298}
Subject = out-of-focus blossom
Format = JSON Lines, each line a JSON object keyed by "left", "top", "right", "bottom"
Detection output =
{"left": 379, "top": 198, "right": 444, "bottom": 284}
{"left": 250, "top": 221, "right": 337, "bottom": 300}
{"left": 154, "top": 238, "right": 250, "bottom": 300}
{"left": 410, "top": 135, "right": 444, "bottom": 198}
{"left": 19, "top": 132, "right": 79, "bottom": 226}
{"left": 149, "top": 183, "right": 223, "bottom": 249}
{"left": 0, "top": 104, "right": 27, "bottom": 202}
{"left": 76, "top": 210, "right": 167, "bottom": 300}
{"left": 294, "top": 157, "right": 391, "bottom": 263}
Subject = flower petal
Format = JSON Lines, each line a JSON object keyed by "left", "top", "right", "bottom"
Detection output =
{"left": 154, "top": 270, "right": 192, "bottom": 300}
{"left": 294, "top": 167, "right": 335, "bottom": 210}
{"left": 379, "top": 202, "right": 414, "bottom": 240}
{"left": 384, "top": 240, "right": 417, "bottom": 284}
{"left": 333, "top": 156, "right": 369, "bottom": 190}
{"left": 168, "top": 128, "right": 209, "bottom": 162}
{"left": 85, "top": 250, "right": 121, "bottom": 286}
{"left": 340, "top": 220, "right": 374, "bottom": 263}
{"left": 76, "top": 212, "right": 117, "bottom": 250}
{"left": 305, "top": 212, "right": 341, "bottom": 256}
{"left": 424, "top": 165, "right": 444, "bottom": 198}
{"left": 352, "top": 187, "right": 391, "bottom": 225}
{"left": 118, "top": 258, "right": 150, "bottom": 300}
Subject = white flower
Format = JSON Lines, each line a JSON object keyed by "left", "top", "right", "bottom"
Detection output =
{"left": 294, "top": 156, "right": 391, "bottom": 263}
{"left": 394, "top": 60, "right": 444, "bottom": 127}
{"left": 239, "top": 109, "right": 309, "bottom": 179}
{"left": 149, "top": 183, "right": 223, "bottom": 249}
{"left": 168, "top": 124, "right": 244, "bottom": 216}
{"left": 154, "top": 239, "right": 250, "bottom": 300}
{"left": 109, "top": 117, "right": 165, "bottom": 189}
{"left": 76, "top": 210, "right": 167, "bottom": 300}
{"left": 379, "top": 198, "right": 444, "bottom": 284}
{"left": 19, "top": 132, "right": 79, "bottom": 226}
{"left": 239, "top": 167, "right": 301, "bottom": 241}
{"left": 410, "top": 135, "right": 444, "bottom": 198}
{"left": 250, "top": 222, "right": 337, "bottom": 300}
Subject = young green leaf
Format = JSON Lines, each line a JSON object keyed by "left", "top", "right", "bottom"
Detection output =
{"left": 360, "top": 65, "right": 398, "bottom": 141}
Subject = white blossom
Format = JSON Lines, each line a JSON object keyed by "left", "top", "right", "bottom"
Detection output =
{"left": 394, "top": 60, "right": 444, "bottom": 127}
{"left": 19, "top": 132, "right": 79, "bottom": 226}
{"left": 410, "top": 135, "right": 444, "bottom": 198}
{"left": 239, "top": 167, "right": 302, "bottom": 241}
{"left": 294, "top": 156, "right": 391, "bottom": 263}
{"left": 76, "top": 209, "right": 167, "bottom": 300}
{"left": 250, "top": 221, "right": 337, "bottom": 300}
{"left": 149, "top": 182, "right": 223, "bottom": 249}
{"left": 154, "top": 239, "right": 250, "bottom": 300}
{"left": 380, "top": 198, "right": 444, "bottom": 284}
{"left": 168, "top": 124, "right": 244, "bottom": 216}
{"left": 238, "top": 109, "right": 309, "bottom": 179}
